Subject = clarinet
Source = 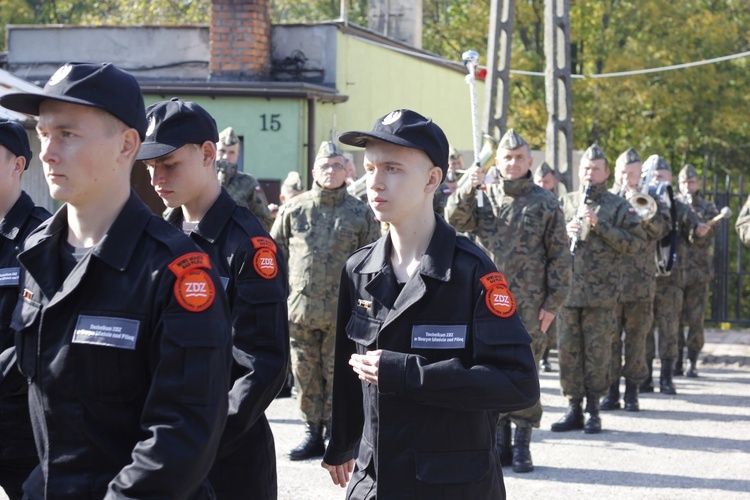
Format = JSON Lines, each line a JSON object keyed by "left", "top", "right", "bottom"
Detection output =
{"left": 570, "top": 181, "right": 592, "bottom": 258}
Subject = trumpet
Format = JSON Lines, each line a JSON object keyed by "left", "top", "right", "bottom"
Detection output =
{"left": 456, "top": 135, "right": 499, "bottom": 190}
{"left": 625, "top": 155, "right": 659, "bottom": 220}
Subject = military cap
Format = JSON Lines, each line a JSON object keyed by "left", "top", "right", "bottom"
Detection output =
{"left": 655, "top": 156, "right": 670, "bottom": 171}
{"left": 616, "top": 147, "right": 641, "bottom": 168}
{"left": 137, "top": 98, "right": 218, "bottom": 161}
{"left": 218, "top": 127, "right": 239, "bottom": 147}
{"left": 583, "top": 143, "right": 607, "bottom": 162}
{"left": 498, "top": 129, "right": 529, "bottom": 150}
{"left": 679, "top": 163, "right": 699, "bottom": 180}
{"left": 282, "top": 171, "right": 304, "bottom": 191}
{"left": 339, "top": 109, "right": 449, "bottom": 176}
{"left": 534, "top": 161, "right": 554, "bottom": 179}
{"left": 0, "top": 120, "right": 32, "bottom": 169}
{"left": 0, "top": 62, "right": 147, "bottom": 140}
{"left": 449, "top": 145, "right": 461, "bottom": 159}
{"left": 315, "top": 141, "right": 344, "bottom": 162}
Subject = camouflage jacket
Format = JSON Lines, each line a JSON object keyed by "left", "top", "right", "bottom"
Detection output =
{"left": 561, "top": 182, "right": 646, "bottom": 308}
{"left": 677, "top": 192, "right": 718, "bottom": 284}
{"left": 656, "top": 199, "right": 698, "bottom": 289}
{"left": 224, "top": 171, "right": 274, "bottom": 231}
{"left": 608, "top": 187, "right": 672, "bottom": 302}
{"left": 445, "top": 173, "right": 571, "bottom": 315}
{"left": 432, "top": 182, "right": 454, "bottom": 218}
{"left": 736, "top": 196, "right": 750, "bottom": 248}
{"left": 270, "top": 182, "right": 380, "bottom": 331}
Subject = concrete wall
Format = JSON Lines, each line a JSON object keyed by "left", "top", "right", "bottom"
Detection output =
{"left": 6, "top": 26, "right": 210, "bottom": 83}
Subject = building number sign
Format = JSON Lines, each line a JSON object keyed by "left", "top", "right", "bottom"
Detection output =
{"left": 260, "top": 113, "right": 282, "bottom": 132}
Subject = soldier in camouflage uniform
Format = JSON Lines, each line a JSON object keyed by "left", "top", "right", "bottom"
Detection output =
{"left": 432, "top": 146, "right": 461, "bottom": 217}
{"left": 215, "top": 127, "right": 275, "bottom": 231}
{"left": 642, "top": 159, "right": 707, "bottom": 394}
{"left": 601, "top": 150, "right": 671, "bottom": 413}
{"left": 551, "top": 144, "right": 645, "bottom": 435}
{"left": 271, "top": 141, "right": 380, "bottom": 460}
{"left": 735, "top": 195, "right": 750, "bottom": 247}
{"left": 445, "top": 129, "right": 570, "bottom": 472}
{"left": 534, "top": 161, "right": 559, "bottom": 373}
{"left": 676, "top": 164, "right": 719, "bottom": 378}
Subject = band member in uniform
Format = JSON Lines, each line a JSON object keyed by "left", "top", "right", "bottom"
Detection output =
{"left": 137, "top": 98, "right": 290, "bottom": 499}
{"left": 642, "top": 158, "right": 707, "bottom": 394}
{"left": 736, "top": 195, "right": 750, "bottom": 247}
{"left": 1, "top": 62, "right": 232, "bottom": 498}
{"left": 322, "top": 109, "right": 538, "bottom": 498}
{"left": 601, "top": 149, "right": 670, "bottom": 412}
{"left": 552, "top": 144, "right": 645, "bottom": 434}
{"left": 445, "top": 129, "right": 569, "bottom": 472}
{"left": 676, "top": 164, "right": 718, "bottom": 378}
{"left": 0, "top": 121, "right": 49, "bottom": 499}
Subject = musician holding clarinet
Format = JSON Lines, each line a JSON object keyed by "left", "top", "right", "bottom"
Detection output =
{"left": 552, "top": 144, "right": 646, "bottom": 435}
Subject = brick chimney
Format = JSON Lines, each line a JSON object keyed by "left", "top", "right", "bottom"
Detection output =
{"left": 210, "top": 0, "right": 271, "bottom": 81}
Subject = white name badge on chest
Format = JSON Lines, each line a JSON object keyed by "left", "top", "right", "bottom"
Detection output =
{"left": 0, "top": 267, "right": 20, "bottom": 287}
{"left": 73, "top": 315, "right": 141, "bottom": 350}
{"left": 411, "top": 325, "right": 467, "bottom": 349}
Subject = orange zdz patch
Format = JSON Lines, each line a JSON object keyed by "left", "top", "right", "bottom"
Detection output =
{"left": 251, "top": 236, "right": 277, "bottom": 253}
{"left": 480, "top": 272, "right": 508, "bottom": 291}
{"left": 254, "top": 248, "right": 278, "bottom": 279}
{"left": 174, "top": 269, "right": 216, "bottom": 312}
{"left": 486, "top": 286, "right": 516, "bottom": 318}
{"left": 168, "top": 252, "right": 212, "bottom": 276}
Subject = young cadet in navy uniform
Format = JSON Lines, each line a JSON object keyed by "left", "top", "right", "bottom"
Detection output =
{"left": 0, "top": 121, "right": 49, "bottom": 499}
{"left": 0, "top": 63, "right": 232, "bottom": 498}
{"left": 137, "top": 98, "right": 289, "bottom": 499}
{"left": 321, "top": 109, "right": 539, "bottom": 499}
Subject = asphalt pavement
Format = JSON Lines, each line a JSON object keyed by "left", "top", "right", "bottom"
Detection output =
{"left": 2, "top": 329, "right": 748, "bottom": 499}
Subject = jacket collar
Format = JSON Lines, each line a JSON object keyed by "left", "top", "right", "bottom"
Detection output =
{"left": 498, "top": 171, "right": 534, "bottom": 196}
{"left": 311, "top": 181, "right": 348, "bottom": 207}
{"left": 0, "top": 191, "right": 35, "bottom": 241}
{"left": 165, "top": 188, "right": 235, "bottom": 244}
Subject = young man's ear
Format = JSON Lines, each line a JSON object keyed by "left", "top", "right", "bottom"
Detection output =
{"left": 202, "top": 141, "right": 217, "bottom": 167}
{"left": 425, "top": 166, "right": 442, "bottom": 194}
{"left": 119, "top": 128, "right": 141, "bottom": 164}
{"left": 13, "top": 155, "right": 27, "bottom": 175}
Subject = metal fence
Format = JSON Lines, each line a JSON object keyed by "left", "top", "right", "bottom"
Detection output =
{"left": 704, "top": 173, "right": 749, "bottom": 326}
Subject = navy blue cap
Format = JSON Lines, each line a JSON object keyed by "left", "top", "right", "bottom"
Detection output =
{"left": 338, "top": 109, "right": 449, "bottom": 176}
{"left": 136, "top": 98, "right": 218, "bottom": 161}
{"left": 0, "top": 120, "right": 32, "bottom": 169}
{"left": 0, "top": 62, "right": 147, "bottom": 140}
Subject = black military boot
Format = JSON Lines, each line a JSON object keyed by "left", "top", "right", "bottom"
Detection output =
{"left": 639, "top": 360, "right": 654, "bottom": 393}
{"left": 686, "top": 349, "right": 699, "bottom": 378}
{"left": 288, "top": 422, "right": 325, "bottom": 461}
{"left": 540, "top": 349, "right": 552, "bottom": 373}
{"left": 511, "top": 426, "right": 534, "bottom": 473}
{"left": 551, "top": 399, "right": 584, "bottom": 432}
{"left": 600, "top": 382, "right": 621, "bottom": 411}
{"left": 495, "top": 418, "right": 512, "bottom": 466}
{"left": 659, "top": 359, "right": 677, "bottom": 395}
{"left": 583, "top": 395, "right": 602, "bottom": 434}
{"left": 674, "top": 349, "right": 684, "bottom": 376}
{"left": 623, "top": 380, "right": 640, "bottom": 412}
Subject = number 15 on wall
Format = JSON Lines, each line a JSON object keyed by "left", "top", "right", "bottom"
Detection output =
{"left": 260, "top": 113, "right": 281, "bottom": 132}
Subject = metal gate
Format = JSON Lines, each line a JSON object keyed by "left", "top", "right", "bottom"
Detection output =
{"left": 704, "top": 173, "right": 749, "bottom": 326}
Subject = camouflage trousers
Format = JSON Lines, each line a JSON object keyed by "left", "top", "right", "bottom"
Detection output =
{"left": 557, "top": 306, "right": 615, "bottom": 400}
{"left": 609, "top": 301, "right": 651, "bottom": 384}
{"left": 501, "top": 304, "right": 546, "bottom": 428}
{"left": 679, "top": 281, "right": 709, "bottom": 353}
{"left": 288, "top": 322, "right": 335, "bottom": 425}
{"left": 646, "top": 280, "right": 682, "bottom": 362}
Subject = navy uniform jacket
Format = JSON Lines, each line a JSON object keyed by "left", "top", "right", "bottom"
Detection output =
{"left": 11, "top": 192, "right": 232, "bottom": 499}
{"left": 166, "top": 188, "right": 289, "bottom": 498}
{"left": 324, "top": 216, "right": 539, "bottom": 499}
{"left": 0, "top": 192, "right": 50, "bottom": 460}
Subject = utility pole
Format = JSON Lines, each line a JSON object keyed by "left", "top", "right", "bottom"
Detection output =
{"left": 484, "top": 0, "right": 515, "bottom": 140}
{"left": 544, "top": 0, "right": 574, "bottom": 191}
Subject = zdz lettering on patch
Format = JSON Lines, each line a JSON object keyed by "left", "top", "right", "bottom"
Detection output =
{"left": 168, "top": 252, "right": 216, "bottom": 312}
{"left": 251, "top": 236, "right": 279, "bottom": 279}
{"left": 480, "top": 272, "right": 516, "bottom": 318}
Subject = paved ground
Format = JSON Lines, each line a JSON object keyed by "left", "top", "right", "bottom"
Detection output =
{"left": 271, "top": 328, "right": 750, "bottom": 499}
{"left": 3, "top": 329, "right": 748, "bottom": 499}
